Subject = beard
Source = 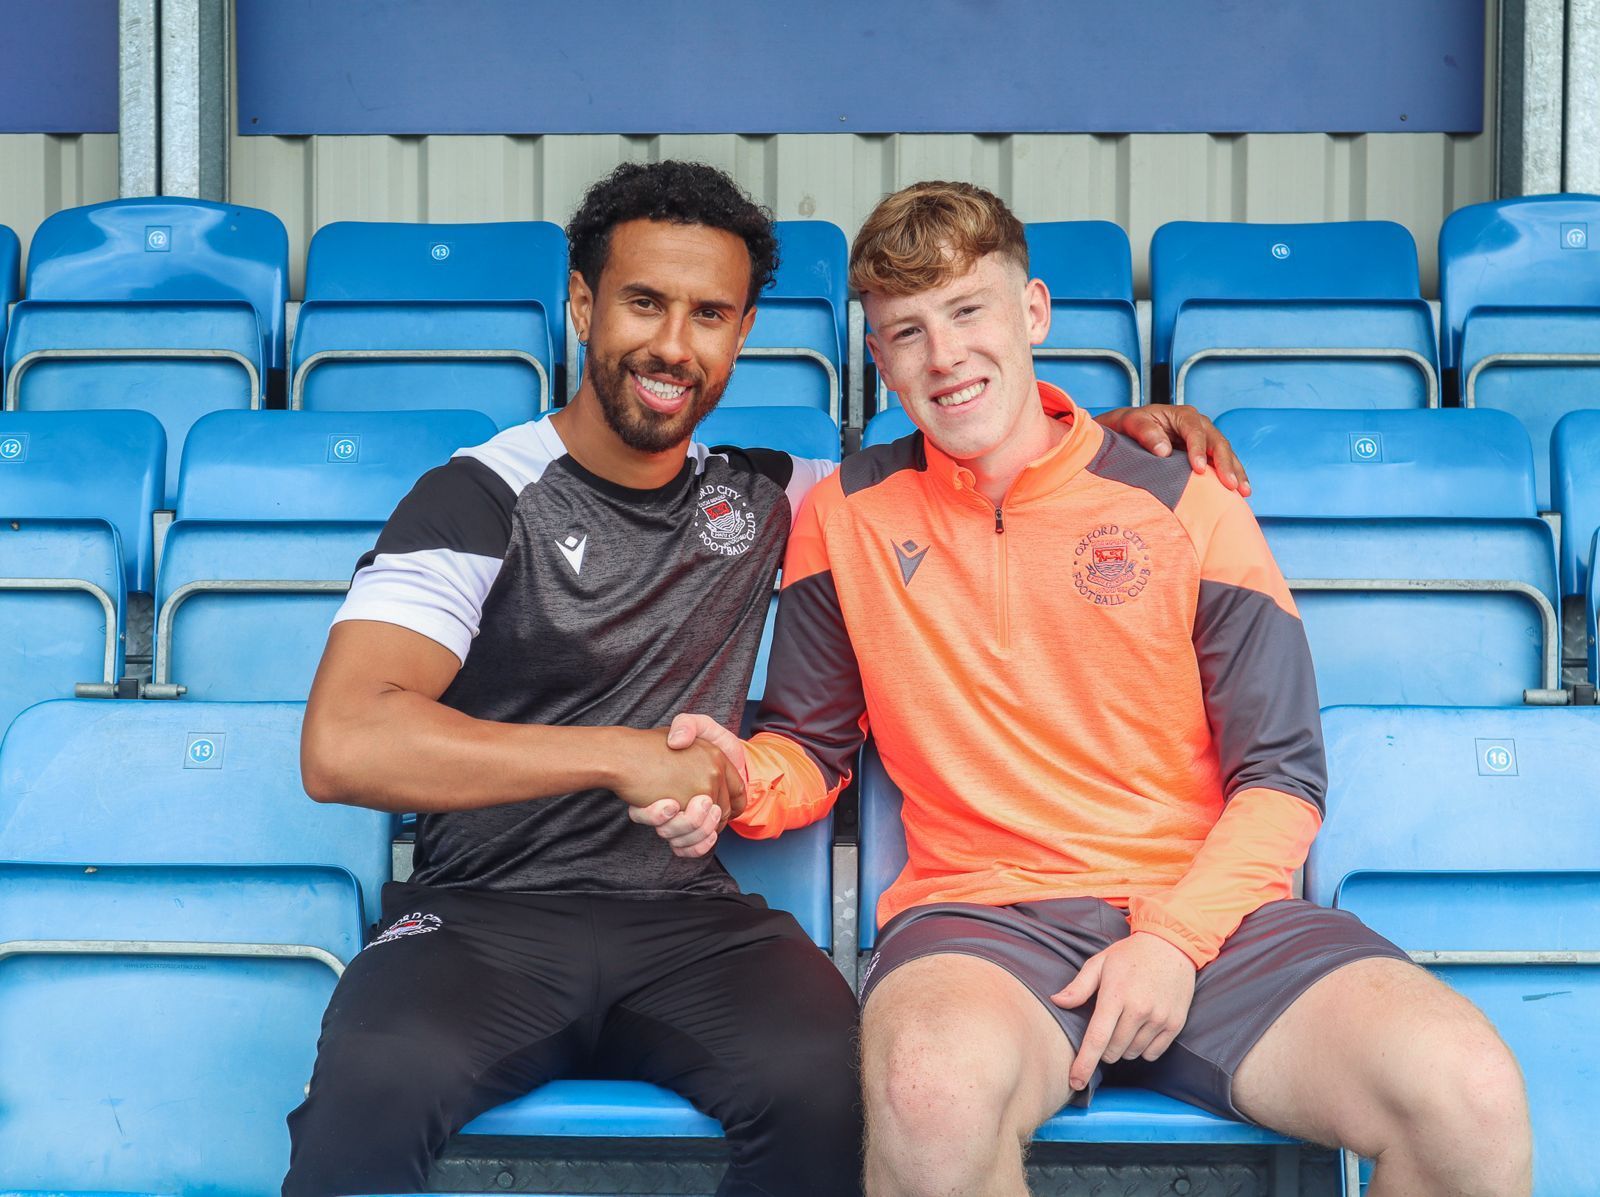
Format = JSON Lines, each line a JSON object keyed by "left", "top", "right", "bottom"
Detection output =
{"left": 585, "top": 347, "right": 731, "bottom": 454}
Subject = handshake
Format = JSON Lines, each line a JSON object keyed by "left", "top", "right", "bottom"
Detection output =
{"left": 613, "top": 713, "right": 746, "bottom": 859}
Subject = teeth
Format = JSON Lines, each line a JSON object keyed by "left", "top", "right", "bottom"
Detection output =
{"left": 636, "top": 373, "right": 688, "bottom": 400}
{"left": 935, "top": 381, "right": 984, "bottom": 407}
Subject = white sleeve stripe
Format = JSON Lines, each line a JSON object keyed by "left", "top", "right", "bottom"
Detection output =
{"left": 333, "top": 548, "right": 503, "bottom": 666}
{"left": 785, "top": 457, "right": 838, "bottom": 519}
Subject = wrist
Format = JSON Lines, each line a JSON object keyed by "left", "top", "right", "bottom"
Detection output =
{"left": 1131, "top": 928, "right": 1202, "bottom": 971}
{"left": 588, "top": 726, "right": 650, "bottom": 792}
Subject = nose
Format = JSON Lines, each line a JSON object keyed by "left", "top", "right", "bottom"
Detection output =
{"left": 650, "top": 309, "right": 693, "bottom": 366}
{"left": 924, "top": 324, "right": 965, "bottom": 375}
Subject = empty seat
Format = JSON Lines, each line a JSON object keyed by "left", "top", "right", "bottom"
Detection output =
{"left": 1310, "top": 705, "right": 1600, "bottom": 1197}
{"left": 0, "top": 223, "right": 18, "bottom": 348}
{"left": 1441, "top": 195, "right": 1600, "bottom": 509}
{"left": 294, "top": 221, "right": 566, "bottom": 427}
{"left": 1151, "top": 221, "right": 1437, "bottom": 417}
{"left": 1551, "top": 410, "right": 1600, "bottom": 598}
{"left": 856, "top": 743, "right": 1297, "bottom": 1150}
{"left": 718, "top": 221, "right": 847, "bottom": 420}
{"left": 457, "top": 815, "right": 835, "bottom": 1141}
{"left": 152, "top": 409, "right": 496, "bottom": 701}
{"left": 0, "top": 699, "right": 392, "bottom": 1195}
{"left": 0, "top": 411, "right": 165, "bottom": 730}
{"left": 6, "top": 199, "right": 289, "bottom": 504}
{"left": 873, "top": 222, "right": 1140, "bottom": 413}
{"left": 1219, "top": 409, "right": 1561, "bottom": 706}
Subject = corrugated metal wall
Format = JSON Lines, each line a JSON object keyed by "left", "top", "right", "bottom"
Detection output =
{"left": 0, "top": 135, "right": 120, "bottom": 269}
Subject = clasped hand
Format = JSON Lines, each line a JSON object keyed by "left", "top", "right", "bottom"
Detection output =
{"left": 624, "top": 713, "right": 747, "bottom": 858}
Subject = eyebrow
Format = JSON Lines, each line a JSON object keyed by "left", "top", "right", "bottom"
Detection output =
{"left": 618, "top": 282, "right": 741, "bottom": 316}
{"left": 877, "top": 287, "right": 989, "bottom": 333}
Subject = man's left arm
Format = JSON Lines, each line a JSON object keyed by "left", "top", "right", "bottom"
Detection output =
{"left": 1054, "top": 479, "right": 1323, "bottom": 1088}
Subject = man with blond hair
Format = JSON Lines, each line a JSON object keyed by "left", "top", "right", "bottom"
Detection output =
{"left": 651, "top": 181, "right": 1533, "bottom": 1197}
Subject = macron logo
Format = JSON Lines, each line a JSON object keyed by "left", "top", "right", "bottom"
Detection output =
{"left": 893, "top": 538, "right": 929, "bottom": 586}
{"left": 556, "top": 533, "right": 588, "bottom": 575}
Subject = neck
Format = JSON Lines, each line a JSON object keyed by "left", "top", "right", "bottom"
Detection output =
{"left": 550, "top": 384, "right": 689, "bottom": 490}
{"left": 966, "top": 400, "right": 1067, "bottom": 505}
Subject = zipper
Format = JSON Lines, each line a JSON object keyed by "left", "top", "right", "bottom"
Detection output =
{"left": 993, "top": 502, "right": 1009, "bottom": 650}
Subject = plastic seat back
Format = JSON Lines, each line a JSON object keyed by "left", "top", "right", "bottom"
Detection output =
{"left": 1438, "top": 194, "right": 1600, "bottom": 374}
{"left": 304, "top": 219, "right": 568, "bottom": 360}
{"left": 24, "top": 197, "right": 289, "bottom": 372}
{"left": 1026, "top": 221, "right": 1142, "bottom": 407}
{"left": 0, "top": 224, "right": 18, "bottom": 348}
{"left": 1552, "top": 410, "right": 1600, "bottom": 596}
{"left": 697, "top": 406, "right": 841, "bottom": 463}
{"left": 1311, "top": 705, "right": 1600, "bottom": 1197}
{"left": 0, "top": 700, "right": 394, "bottom": 927}
{"left": 1218, "top": 409, "right": 1537, "bottom": 520}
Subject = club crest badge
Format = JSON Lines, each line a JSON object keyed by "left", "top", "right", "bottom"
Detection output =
{"left": 1072, "top": 524, "right": 1153, "bottom": 606}
{"left": 695, "top": 483, "right": 759, "bottom": 557}
{"left": 371, "top": 911, "right": 443, "bottom": 946}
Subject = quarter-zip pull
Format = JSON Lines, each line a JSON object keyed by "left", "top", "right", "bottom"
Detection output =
{"left": 994, "top": 506, "right": 1005, "bottom": 534}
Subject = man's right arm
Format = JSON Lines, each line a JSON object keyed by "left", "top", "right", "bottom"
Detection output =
{"left": 300, "top": 458, "right": 740, "bottom": 816}
{"left": 301, "top": 620, "right": 740, "bottom": 814}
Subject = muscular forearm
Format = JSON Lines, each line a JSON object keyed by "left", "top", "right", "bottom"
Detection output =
{"left": 302, "top": 684, "right": 648, "bottom": 813}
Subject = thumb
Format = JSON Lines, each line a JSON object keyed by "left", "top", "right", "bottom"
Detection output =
{"left": 666, "top": 712, "right": 707, "bottom": 750}
{"left": 1052, "top": 954, "right": 1103, "bottom": 1008}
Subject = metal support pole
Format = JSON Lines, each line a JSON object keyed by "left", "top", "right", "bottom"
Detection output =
{"left": 1497, "top": 0, "right": 1566, "bottom": 196}
{"left": 160, "top": 0, "right": 229, "bottom": 199}
{"left": 118, "top": 0, "right": 159, "bottom": 197}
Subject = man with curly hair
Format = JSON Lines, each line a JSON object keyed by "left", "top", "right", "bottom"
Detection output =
{"left": 282, "top": 161, "right": 1244, "bottom": 1197}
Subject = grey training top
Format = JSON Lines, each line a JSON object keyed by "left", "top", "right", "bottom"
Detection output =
{"left": 334, "top": 416, "right": 833, "bottom": 896}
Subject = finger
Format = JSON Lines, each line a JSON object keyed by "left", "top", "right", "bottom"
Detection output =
{"left": 666, "top": 712, "right": 708, "bottom": 749}
{"left": 1122, "top": 1022, "right": 1163, "bottom": 1061}
{"left": 1070, "top": 998, "right": 1117, "bottom": 1090}
{"left": 628, "top": 799, "right": 681, "bottom": 827}
{"left": 1101, "top": 1007, "right": 1146, "bottom": 1065}
{"left": 1126, "top": 409, "right": 1173, "bottom": 457}
{"left": 667, "top": 822, "right": 717, "bottom": 850}
{"left": 671, "top": 831, "right": 718, "bottom": 859}
{"left": 1051, "top": 954, "right": 1103, "bottom": 1009}
{"left": 1184, "top": 427, "right": 1210, "bottom": 474}
{"left": 1141, "top": 1026, "right": 1182, "bottom": 1062}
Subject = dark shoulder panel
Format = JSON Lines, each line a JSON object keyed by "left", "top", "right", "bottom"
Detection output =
{"left": 366, "top": 455, "right": 518, "bottom": 562}
{"left": 710, "top": 444, "right": 795, "bottom": 490}
{"left": 839, "top": 430, "right": 926, "bottom": 498}
{"left": 1085, "top": 427, "right": 1192, "bottom": 512}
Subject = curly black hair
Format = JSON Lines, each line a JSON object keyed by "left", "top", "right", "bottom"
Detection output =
{"left": 566, "top": 161, "right": 779, "bottom": 310}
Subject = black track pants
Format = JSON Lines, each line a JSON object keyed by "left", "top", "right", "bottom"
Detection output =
{"left": 282, "top": 882, "right": 862, "bottom": 1197}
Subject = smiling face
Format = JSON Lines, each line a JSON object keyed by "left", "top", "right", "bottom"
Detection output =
{"left": 571, "top": 218, "right": 756, "bottom": 454}
{"left": 865, "top": 250, "right": 1054, "bottom": 479}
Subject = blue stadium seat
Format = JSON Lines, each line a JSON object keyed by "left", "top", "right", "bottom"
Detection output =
{"left": 872, "top": 222, "right": 1141, "bottom": 413}
{"left": 1218, "top": 409, "right": 1561, "bottom": 705}
{"left": 457, "top": 816, "right": 835, "bottom": 1141}
{"left": 0, "top": 224, "right": 18, "bottom": 349}
{"left": 152, "top": 410, "right": 495, "bottom": 701}
{"left": 1590, "top": 532, "right": 1600, "bottom": 686}
{"left": 1551, "top": 410, "right": 1600, "bottom": 598}
{"left": 0, "top": 412, "right": 165, "bottom": 731}
{"left": 1310, "top": 705, "right": 1600, "bottom": 1197}
{"left": 7, "top": 199, "right": 289, "bottom": 503}
{"left": 721, "top": 221, "right": 848, "bottom": 419}
{"left": 0, "top": 699, "right": 391, "bottom": 1196}
{"left": 294, "top": 221, "right": 566, "bottom": 426}
{"left": 1441, "top": 196, "right": 1600, "bottom": 508}
{"left": 857, "top": 744, "right": 1295, "bottom": 1149}
{"left": 1151, "top": 221, "right": 1437, "bottom": 417}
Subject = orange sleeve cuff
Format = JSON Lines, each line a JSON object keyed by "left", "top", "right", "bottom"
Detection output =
{"left": 1126, "top": 787, "right": 1322, "bottom": 969}
{"left": 728, "top": 731, "right": 839, "bottom": 840}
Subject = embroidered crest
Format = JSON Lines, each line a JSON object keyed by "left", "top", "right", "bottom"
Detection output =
{"left": 1072, "top": 524, "right": 1153, "bottom": 606}
{"left": 371, "top": 911, "right": 443, "bottom": 945}
{"left": 695, "top": 483, "right": 759, "bottom": 557}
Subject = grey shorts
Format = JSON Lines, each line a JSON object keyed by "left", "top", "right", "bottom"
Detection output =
{"left": 859, "top": 896, "right": 1411, "bottom": 1121}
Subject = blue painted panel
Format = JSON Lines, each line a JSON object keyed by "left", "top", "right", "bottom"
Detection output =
{"left": 236, "top": 0, "right": 1484, "bottom": 136}
{"left": 0, "top": 0, "right": 117, "bottom": 133}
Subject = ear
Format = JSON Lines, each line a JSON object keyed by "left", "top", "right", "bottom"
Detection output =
{"left": 865, "top": 330, "right": 899, "bottom": 394}
{"left": 1025, "top": 277, "right": 1052, "bottom": 347}
{"left": 568, "top": 269, "right": 594, "bottom": 342}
